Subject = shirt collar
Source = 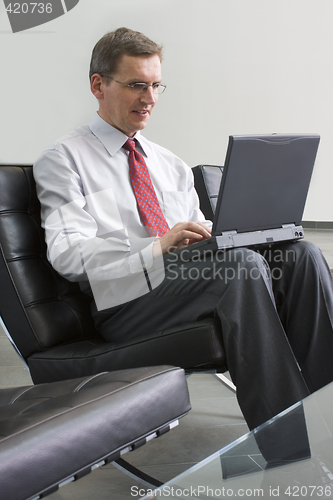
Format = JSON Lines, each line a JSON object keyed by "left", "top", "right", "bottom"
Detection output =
{"left": 89, "top": 113, "right": 148, "bottom": 157}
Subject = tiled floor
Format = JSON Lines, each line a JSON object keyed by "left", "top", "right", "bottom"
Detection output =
{"left": 0, "top": 229, "right": 332, "bottom": 499}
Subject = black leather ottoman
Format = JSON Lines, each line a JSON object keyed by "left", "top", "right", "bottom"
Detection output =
{"left": 0, "top": 365, "right": 190, "bottom": 500}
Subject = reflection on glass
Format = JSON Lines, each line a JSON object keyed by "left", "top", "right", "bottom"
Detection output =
{"left": 140, "top": 382, "right": 333, "bottom": 499}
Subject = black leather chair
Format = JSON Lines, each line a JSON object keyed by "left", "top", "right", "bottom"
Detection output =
{"left": 192, "top": 165, "right": 224, "bottom": 222}
{"left": 0, "top": 165, "right": 226, "bottom": 385}
{"left": 0, "top": 365, "right": 191, "bottom": 500}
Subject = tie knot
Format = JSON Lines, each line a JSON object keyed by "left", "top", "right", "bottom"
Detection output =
{"left": 123, "top": 139, "right": 136, "bottom": 152}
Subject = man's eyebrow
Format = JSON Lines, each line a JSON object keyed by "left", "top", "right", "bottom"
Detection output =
{"left": 127, "top": 79, "right": 162, "bottom": 84}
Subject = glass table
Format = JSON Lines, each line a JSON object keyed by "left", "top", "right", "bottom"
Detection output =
{"left": 140, "top": 382, "right": 333, "bottom": 499}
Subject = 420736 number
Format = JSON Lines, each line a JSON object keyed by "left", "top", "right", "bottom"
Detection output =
{"left": 5, "top": 3, "right": 53, "bottom": 14}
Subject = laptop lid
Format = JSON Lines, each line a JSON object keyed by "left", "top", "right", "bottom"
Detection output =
{"left": 212, "top": 134, "right": 320, "bottom": 236}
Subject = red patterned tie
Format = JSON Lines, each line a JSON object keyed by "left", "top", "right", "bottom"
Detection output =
{"left": 124, "top": 139, "right": 170, "bottom": 237}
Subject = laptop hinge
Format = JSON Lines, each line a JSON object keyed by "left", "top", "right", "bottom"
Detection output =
{"left": 282, "top": 224, "right": 296, "bottom": 229}
{"left": 221, "top": 230, "right": 237, "bottom": 236}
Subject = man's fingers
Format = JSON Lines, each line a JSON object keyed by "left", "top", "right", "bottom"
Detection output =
{"left": 157, "top": 221, "right": 211, "bottom": 255}
{"left": 173, "top": 221, "right": 211, "bottom": 239}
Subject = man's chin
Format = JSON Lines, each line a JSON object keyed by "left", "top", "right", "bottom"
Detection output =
{"left": 130, "top": 121, "right": 149, "bottom": 135}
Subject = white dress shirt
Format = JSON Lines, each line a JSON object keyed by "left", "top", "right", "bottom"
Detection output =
{"left": 33, "top": 113, "right": 208, "bottom": 309}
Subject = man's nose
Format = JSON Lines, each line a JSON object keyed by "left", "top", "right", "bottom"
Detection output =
{"left": 140, "top": 86, "right": 157, "bottom": 104}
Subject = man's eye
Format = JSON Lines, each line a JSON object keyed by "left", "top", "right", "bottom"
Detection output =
{"left": 131, "top": 83, "right": 146, "bottom": 90}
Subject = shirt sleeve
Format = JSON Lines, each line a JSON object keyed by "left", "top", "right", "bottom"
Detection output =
{"left": 33, "top": 148, "right": 164, "bottom": 310}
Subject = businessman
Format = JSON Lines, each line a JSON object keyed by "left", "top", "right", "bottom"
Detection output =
{"left": 34, "top": 27, "right": 333, "bottom": 430}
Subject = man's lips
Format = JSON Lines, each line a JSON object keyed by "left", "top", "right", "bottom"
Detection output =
{"left": 132, "top": 109, "right": 150, "bottom": 116}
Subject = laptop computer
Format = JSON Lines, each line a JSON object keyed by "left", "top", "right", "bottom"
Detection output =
{"left": 187, "top": 133, "right": 320, "bottom": 254}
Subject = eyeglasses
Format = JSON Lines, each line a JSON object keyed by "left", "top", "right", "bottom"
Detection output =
{"left": 100, "top": 75, "right": 166, "bottom": 94}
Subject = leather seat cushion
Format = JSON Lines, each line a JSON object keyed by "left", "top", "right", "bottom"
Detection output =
{"left": 0, "top": 365, "right": 190, "bottom": 500}
{"left": 28, "top": 319, "right": 226, "bottom": 383}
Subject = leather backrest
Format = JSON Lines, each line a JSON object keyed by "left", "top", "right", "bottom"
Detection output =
{"left": 193, "top": 165, "right": 223, "bottom": 221}
{"left": 0, "top": 165, "right": 99, "bottom": 359}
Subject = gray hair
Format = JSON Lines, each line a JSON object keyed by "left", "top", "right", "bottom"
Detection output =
{"left": 89, "top": 27, "right": 163, "bottom": 80}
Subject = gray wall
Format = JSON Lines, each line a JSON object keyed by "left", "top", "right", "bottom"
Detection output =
{"left": 1, "top": 0, "right": 332, "bottom": 220}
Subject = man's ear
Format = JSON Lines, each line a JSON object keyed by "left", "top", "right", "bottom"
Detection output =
{"left": 90, "top": 74, "right": 104, "bottom": 100}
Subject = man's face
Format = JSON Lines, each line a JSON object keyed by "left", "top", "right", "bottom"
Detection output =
{"left": 95, "top": 53, "right": 162, "bottom": 137}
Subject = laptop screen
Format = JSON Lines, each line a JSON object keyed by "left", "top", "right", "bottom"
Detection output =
{"left": 213, "top": 134, "right": 320, "bottom": 235}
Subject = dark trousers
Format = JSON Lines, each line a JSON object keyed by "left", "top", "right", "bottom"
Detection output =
{"left": 91, "top": 240, "right": 333, "bottom": 430}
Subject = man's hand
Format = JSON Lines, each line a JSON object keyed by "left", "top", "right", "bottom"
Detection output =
{"left": 153, "top": 221, "right": 211, "bottom": 257}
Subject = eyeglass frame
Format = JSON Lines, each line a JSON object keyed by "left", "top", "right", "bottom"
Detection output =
{"left": 99, "top": 74, "right": 167, "bottom": 94}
